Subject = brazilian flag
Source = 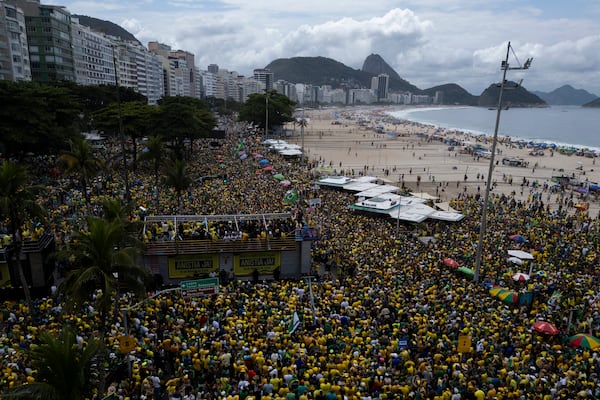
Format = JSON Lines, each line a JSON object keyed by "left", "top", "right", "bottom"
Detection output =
{"left": 284, "top": 189, "right": 298, "bottom": 203}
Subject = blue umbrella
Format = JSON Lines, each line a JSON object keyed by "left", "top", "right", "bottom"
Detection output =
{"left": 258, "top": 159, "right": 270, "bottom": 166}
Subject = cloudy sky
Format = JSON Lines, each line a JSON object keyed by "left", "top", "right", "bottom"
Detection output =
{"left": 55, "top": 0, "right": 600, "bottom": 96}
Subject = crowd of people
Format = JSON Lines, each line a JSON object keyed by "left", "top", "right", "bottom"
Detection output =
{"left": 1, "top": 120, "right": 599, "bottom": 400}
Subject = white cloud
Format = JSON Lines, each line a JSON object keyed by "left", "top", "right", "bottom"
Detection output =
{"left": 55, "top": 1, "right": 600, "bottom": 95}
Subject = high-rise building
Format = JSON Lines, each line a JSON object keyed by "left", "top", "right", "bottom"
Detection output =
{"left": 371, "top": 73, "right": 389, "bottom": 101}
{"left": 148, "top": 41, "right": 198, "bottom": 98}
{"left": 0, "top": 1, "right": 31, "bottom": 81}
{"left": 199, "top": 70, "right": 217, "bottom": 98}
{"left": 253, "top": 68, "right": 274, "bottom": 91}
{"left": 71, "top": 17, "right": 115, "bottom": 86}
{"left": 207, "top": 63, "right": 218, "bottom": 74}
{"left": 170, "top": 49, "right": 196, "bottom": 97}
{"left": 113, "top": 40, "right": 164, "bottom": 104}
{"left": 12, "top": 0, "right": 75, "bottom": 82}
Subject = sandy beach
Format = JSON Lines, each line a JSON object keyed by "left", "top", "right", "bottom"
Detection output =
{"left": 288, "top": 106, "right": 600, "bottom": 216}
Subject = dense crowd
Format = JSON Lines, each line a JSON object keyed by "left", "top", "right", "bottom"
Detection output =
{"left": 1, "top": 125, "right": 599, "bottom": 400}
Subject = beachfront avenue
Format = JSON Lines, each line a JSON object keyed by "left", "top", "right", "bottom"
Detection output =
{"left": 0, "top": 108, "right": 599, "bottom": 400}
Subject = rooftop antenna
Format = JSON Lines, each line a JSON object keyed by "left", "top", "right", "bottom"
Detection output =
{"left": 473, "top": 41, "right": 533, "bottom": 283}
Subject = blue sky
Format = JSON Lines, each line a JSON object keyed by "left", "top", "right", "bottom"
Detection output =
{"left": 53, "top": 0, "right": 600, "bottom": 95}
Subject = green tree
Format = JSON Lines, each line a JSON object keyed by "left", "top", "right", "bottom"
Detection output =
{"left": 238, "top": 90, "right": 296, "bottom": 133}
{"left": 163, "top": 159, "right": 193, "bottom": 213}
{"left": 4, "top": 326, "right": 102, "bottom": 400}
{"left": 0, "top": 81, "right": 80, "bottom": 158}
{"left": 138, "top": 135, "right": 167, "bottom": 209}
{"left": 58, "top": 216, "right": 149, "bottom": 333}
{"left": 0, "top": 161, "right": 46, "bottom": 303}
{"left": 155, "top": 96, "right": 216, "bottom": 159}
{"left": 93, "top": 101, "right": 158, "bottom": 171}
{"left": 58, "top": 136, "right": 103, "bottom": 203}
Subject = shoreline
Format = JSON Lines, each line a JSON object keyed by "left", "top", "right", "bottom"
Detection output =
{"left": 288, "top": 106, "right": 600, "bottom": 216}
{"left": 385, "top": 105, "right": 600, "bottom": 153}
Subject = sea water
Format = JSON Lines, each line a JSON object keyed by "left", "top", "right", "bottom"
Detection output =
{"left": 388, "top": 106, "right": 600, "bottom": 150}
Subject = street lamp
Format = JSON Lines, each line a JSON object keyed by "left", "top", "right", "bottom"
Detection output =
{"left": 473, "top": 41, "right": 533, "bottom": 282}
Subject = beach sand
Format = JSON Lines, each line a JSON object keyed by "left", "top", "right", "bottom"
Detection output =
{"left": 287, "top": 106, "right": 600, "bottom": 216}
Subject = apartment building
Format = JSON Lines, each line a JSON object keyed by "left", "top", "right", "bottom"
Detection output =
{"left": 71, "top": 17, "right": 115, "bottom": 86}
{"left": 253, "top": 68, "right": 273, "bottom": 91}
{"left": 0, "top": 1, "right": 30, "bottom": 81}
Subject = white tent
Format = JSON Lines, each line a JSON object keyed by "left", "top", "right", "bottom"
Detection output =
{"left": 507, "top": 250, "right": 534, "bottom": 260}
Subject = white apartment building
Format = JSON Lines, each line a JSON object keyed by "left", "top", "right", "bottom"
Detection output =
{"left": 71, "top": 18, "right": 115, "bottom": 86}
{"left": 199, "top": 69, "right": 217, "bottom": 98}
{"left": 349, "top": 88, "right": 376, "bottom": 104}
{"left": 238, "top": 76, "right": 264, "bottom": 102}
{"left": 0, "top": 1, "right": 31, "bottom": 81}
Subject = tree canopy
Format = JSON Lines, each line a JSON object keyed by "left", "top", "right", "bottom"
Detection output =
{"left": 0, "top": 81, "right": 81, "bottom": 158}
{"left": 238, "top": 90, "right": 296, "bottom": 131}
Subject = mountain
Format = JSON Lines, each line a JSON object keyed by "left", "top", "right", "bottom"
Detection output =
{"left": 265, "top": 56, "right": 419, "bottom": 93}
{"left": 361, "top": 54, "right": 402, "bottom": 80}
{"left": 422, "top": 83, "right": 478, "bottom": 106}
{"left": 532, "top": 85, "right": 598, "bottom": 105}
{"left": 582, "top": 97, "right": 600, "bottom": 108}
{"left": 478, "top": 82, "right": 547, "bottom": 108}
{"left": 73, "top": 15, "right": 141, "bottom": 45}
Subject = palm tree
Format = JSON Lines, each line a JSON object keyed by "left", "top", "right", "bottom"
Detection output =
{"left": 163, "top": 158, "right": 193, "bottom": 214}
{"left": 58, "top": 216, "right": 149, "bottom": 334}
{"left": 0, "top": 161, "right": 46, "bottom": 303}
{"left": 4, "top": 326, "right": 101, "bottom": 400}
{"left": 138, "top": 135, "right": 166, "bottom": 209}
{"left": 58, "top": 136, "right": 103, "bottom": 203}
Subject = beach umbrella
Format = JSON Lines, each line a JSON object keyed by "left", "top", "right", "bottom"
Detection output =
{"left": 457, "top": 267, "right": 474, "bottom": 278}
{"left": 239, "top": 153, "right": 248, "bottom": 160}
{"left": 509, "top": 234, "right": 527, "bottom": 243}
{"left": 533, "top": 321, "right": 559, "bottom": 336}
{"left": 507, "top": 257, "right": 523, "bottom": 265}
{"left": 497, "top": 290, "right": 519, "bottom": 305}
{"left": 489, "top": 287, "right": 508, "bottom": 297}
{"left": 258, "top": 159, "right": 270, "bottom": 166}
{"left": 512, "top": 272, "right": 530, "bottom": 282}
{"left": 273, "top": 173, "right": 285, "bottom": 180}
{"left": 507, "top": 250, "right": 534, "bottom": 260}
{"left": 443, "top": 258, "right": 459, "bottom": 268}
{"left": 263, "top": 165, "right": 273, "bottom": 171}
{"left": 253, "top": 153, "right": 264, "bottom": 159}
{"left": 280, "top": 180, "right": 291, "bottom": 187}
{"left": 568, "top": 334, "right": 600, "bottom": 350}
{"left": 255, "top": 170, "right": 262, "bottom": 175}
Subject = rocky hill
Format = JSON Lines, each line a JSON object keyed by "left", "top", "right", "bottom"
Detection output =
{"left": 582, "top": 97, "right": 600, "bottom": 108}
{"left": 74, "top": 15, "right": 141, "bottom": 45}
{"left": 265, "top": 56, "right": 420, "bottom": 93}
{"left": 532, "top": 84, "right": 598, "bottom": 106}
{"left": 478, "top": 82, "right": 547, "bottom": 108}
{"left": 422, "top": 83, "right": 478, "bottom": 106}
{"left": 360, "top": 53, "right": 419, "bottom": 92}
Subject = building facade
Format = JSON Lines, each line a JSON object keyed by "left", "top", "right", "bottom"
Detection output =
{"left": 71, "top": 17, "right": 115, "bottom": 86}
{"left": 13, "top": 0, "right": 75, "bottom": 82}
{"left": 0, "top": 1, "right": 31, "bottom": 81}
{"left": 253, "top": 68, "right": 273, "bottom": 91}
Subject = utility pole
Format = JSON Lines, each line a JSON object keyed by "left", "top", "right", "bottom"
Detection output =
{"left": 265, "top": 90, "right": 269, "bottom": 139}
{"left": 473, "top": 42, "right": 533, "bottom": 282}
{"left": 300, "top": 108, "right": 305, "bottom": 167}
{"left": 111, "top": 45, "right": 130, "bottom": 202}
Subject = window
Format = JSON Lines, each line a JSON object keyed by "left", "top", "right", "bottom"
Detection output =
{"left": 5, "top": 7, "right": 17, "bottom": 19}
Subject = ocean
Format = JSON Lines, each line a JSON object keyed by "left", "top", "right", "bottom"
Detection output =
{"left": 388, "top": 106, "right": 600, "bottom": 151}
